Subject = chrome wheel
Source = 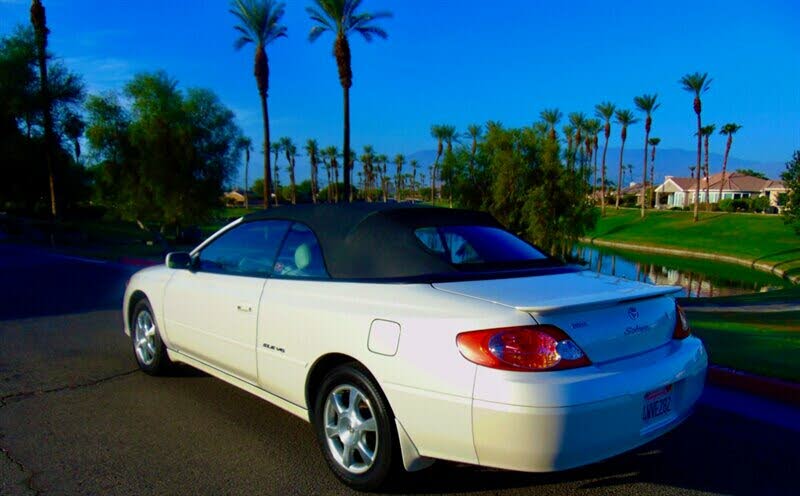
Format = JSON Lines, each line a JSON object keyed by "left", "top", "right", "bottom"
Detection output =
{"left": 323, "top": 384, "right": 379, "bottom": 474}
{"left": 134, "top": 309, "right": 157, "bottom": 366}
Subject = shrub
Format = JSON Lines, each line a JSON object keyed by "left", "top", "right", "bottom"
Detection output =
{"left": 749, "top": 196, "right": 770, "bottom": 213}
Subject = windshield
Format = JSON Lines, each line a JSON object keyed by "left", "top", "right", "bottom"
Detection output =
{"left": 414, "top": 226, "right": 553, "bottom": 270}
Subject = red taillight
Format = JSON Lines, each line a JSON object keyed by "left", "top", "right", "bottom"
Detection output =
{"left": 456, "top": 325, "right": 591, "bottom": 372}
{"left": 673, "top": 304, "right": 691, "bottom": 339}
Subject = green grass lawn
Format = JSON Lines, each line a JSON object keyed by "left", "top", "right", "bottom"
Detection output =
{"left": 586, "top": 208, "right": 800, "bottom": 280}
{"left": 685, "top": 309, "right": 800, "bottom": 382}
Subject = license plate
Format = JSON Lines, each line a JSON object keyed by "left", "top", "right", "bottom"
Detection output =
{"left": 642, "top": 385, "right": 673, "bottom": 422}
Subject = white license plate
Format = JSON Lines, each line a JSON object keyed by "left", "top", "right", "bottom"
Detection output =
{"left": 642, "top": 385, "right": 673, "bottom": 422}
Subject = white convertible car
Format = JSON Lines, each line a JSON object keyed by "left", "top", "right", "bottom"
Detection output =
{"left": 123, "top": 204, "right": 707, "bottom": 490}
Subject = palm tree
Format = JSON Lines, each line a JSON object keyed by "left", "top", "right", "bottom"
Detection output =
{"left": 393, "top": 153, "right": 405, "bottom": 199}
{"left": 410, "top": 159, "right": 419, "bottom": 197}
{"left": 322, "top": 147, "right": 332, "bottom": 202}
{"left": 466, "top": 124, "right": 481, "bottom": 182}
{"left": 348, "top": 148, "right": 357, "bottom": 201}
{"left": 595, "top": 102, "right": 616, "bottom": 215}
{"left": 376, "top": 153, "right": 388, "bottom": 202}
{"left": 648, "top": 137, "right": 661, "bottom": 208}
{"left": 326, "top": 145, "right": 340, "bottom": 202}
{"left": 562, "top": 125, "right": 575, "bottom": 166}
{"left": 271, "top": 139, "right": 282, "bottom": 205}
{"left": 305, "top": 139, "right": 320, "bottom": 203}
{"left": 568, "top": 112, "right": 586, "bottom": 169}
{"left": 429, "top": 125, "right": 447, "bottom": 204}
{"left": 62, "top": 110, "right": 85, "bottom": 164}
{"left": 236, "top": 136, "right": 253, "bottom": 208}
{"left": 279, "top": 137, "right": 297, "bottom": 204}
{"left": 718, "top": 123, "right": 742, "bottom": 202}
{"left": 698, "top": 124, "right": 715, "bottom": 207}
{"left": 360, "top": 145, "right": 375, "bottom": 201}
{"left": 230, "top": 0, "right": 287, "bottom": 209}
{"left": 30, "top": 0, "right": 57, "bottom": 217}
{"left": 540, "top": 108, "right": 562, "bottom": 141}
{"left": 634, "top": 94, "right": 660, "bottom": 217}
{"left": 440, "top": 125, "right": 457, "bottom": 207}
{"left": 307, "top": 0, "right": 391, "bottom": 203}
{"left": 613, "top": 109, "right": 639, "bottom": 209}
{"left": 680, "top": 72, "right": 712, "bottom": 221}
{"left": 583, "top": 119, "right": 601, "bottom": 190}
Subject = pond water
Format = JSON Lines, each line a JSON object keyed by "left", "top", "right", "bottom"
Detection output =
{"left": 573, "top": 245, "right": 792, "bottom": 298}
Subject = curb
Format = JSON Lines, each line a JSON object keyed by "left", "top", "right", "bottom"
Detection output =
{"left": 579, "top": 238, "right": 799, "bottom": 284}
{"left": 706, "top": 365, "right": 800, "bottom": 408}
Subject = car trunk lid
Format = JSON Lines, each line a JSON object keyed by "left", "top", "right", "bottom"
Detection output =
{"left": 432, "top": 270, "right": 681, "bottom": 363}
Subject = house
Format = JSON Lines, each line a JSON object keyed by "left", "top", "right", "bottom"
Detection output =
{"left": 655, "top": 172, "right": 787, "bottom": 210}
{"left": 223, "top": 189, "right": 263, "bottom": 207}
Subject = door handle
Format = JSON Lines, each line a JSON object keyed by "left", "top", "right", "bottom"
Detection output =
{"left": 237, "top": 305, "right": 252, "bottom": 313}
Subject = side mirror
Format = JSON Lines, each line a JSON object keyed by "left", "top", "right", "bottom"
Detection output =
{"left": 166, "top": 252, "right": 193, "bottom": 270}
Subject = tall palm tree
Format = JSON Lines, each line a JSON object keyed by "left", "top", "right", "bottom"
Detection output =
{"left": 307, "top": 0, "right": 391, "bottom": 203}
{"left": 30, "top": 0, "right": 57, "bottom": 217}
{"left": 562, "top": 125, "right": 575, "bottom": 166}
{"left": 305, "top": 139, "right": 320, "bottom": 204}
{"left": 429, "top": 125, "right": 446, "bottom": 204}
{"left": 393, "top": 153, "right": 405, "bottom": 199}
{"left": 595, "top": 102, "right": 616, "bottom": 215}
{"left": 410, "top": 159, "right": 418, "bottom": 197}
{"left": 648, "top": 137, "right": 661, "bottom": 208}
{"left": 230, "top": 0, "right": 287, "bottom": 209}
{"left": 613, "top": 109, "right": 639, "bottom": 209}
{"left": 271, "top": 139, "right": 282, "bottom": 205}
{"left": 376, "top": 154, "right": 388, "bottom": 202}
{"left": 583, "top": 119, "right": 601, "bottom": 190}
{"left": 568, "top": 112, "right": 586, "bottom": 169}
{"left": 634, "top": 94, "right": 660, "bottom": 217}
{"left": 440, "top": 125, "right": 457, "bottom": 207}
{"left": 360, "top": 145, "right": 375, "bottom": 201}
{"left": 466, "top": 124, "right": 481, "bottom": 182}
{"left": 322, "top": 147, "right": 332, "bottom": 202}
{"left": 279, "top": 137, "right": 297, "bottom": 204}
{"left": 718, "top": 123, "right": 742, "bottom": 202}
{"left": 325, "top": 145, "right": 340, "bottom": 202}
{"left": 698, "top": 124, "right": 715, "bottom": 207}
{"left": 680, "top": 72, "right": 712, "bottom": 221}
{"left": 236, "top": 136, "right": 253, "bottom": 208}
{"left": 540, "top": 108, "right": 562, "bottom": 141}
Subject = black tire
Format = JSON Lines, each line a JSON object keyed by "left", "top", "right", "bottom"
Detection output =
{"left": 130, "top": 298, "right": 173, "bottom": 376}
{"left": 313, "top": 363, "right": 399, "bottom": 491}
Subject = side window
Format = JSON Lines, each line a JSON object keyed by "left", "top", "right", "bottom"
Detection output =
{"left": 273, "top": 223, "right": 329, "bottom": 279}
{"left": 197, "top": 220, "right": 291, "bottom": 277}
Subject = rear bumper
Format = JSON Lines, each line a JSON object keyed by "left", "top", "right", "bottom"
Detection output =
{"left": 472, "top": 337, "right": 707, "bottom": 472}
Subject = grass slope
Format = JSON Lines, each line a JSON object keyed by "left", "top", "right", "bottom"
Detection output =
{"left": 586, "top": 209, "right": 800, "bottom": 280}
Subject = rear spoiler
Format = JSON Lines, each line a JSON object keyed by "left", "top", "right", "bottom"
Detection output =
{"left": 517, "top": 285, "right": 683, "bottom": 315}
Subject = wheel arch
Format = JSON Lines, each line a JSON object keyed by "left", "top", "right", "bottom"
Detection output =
{"left": 127, "top": 290, "right": 149, "bottom": 328}
{"left": 305, "top": 353, "right": 388, "bottom": 416}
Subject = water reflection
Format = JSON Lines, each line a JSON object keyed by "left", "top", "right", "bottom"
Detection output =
{"left": 574, "top": 245, "right": 788, "bottom": 298}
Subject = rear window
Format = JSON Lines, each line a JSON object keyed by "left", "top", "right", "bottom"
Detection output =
{"left": 414, "top": 226, "right": 550, "bottom": 268}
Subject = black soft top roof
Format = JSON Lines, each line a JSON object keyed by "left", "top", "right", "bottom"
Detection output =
{"left": 241, "top": 203, "right": 568, "bottom": 281}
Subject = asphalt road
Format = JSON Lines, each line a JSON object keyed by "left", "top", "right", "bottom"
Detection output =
{"left": 1, "top": 243, "right": 798, "bottom": 496}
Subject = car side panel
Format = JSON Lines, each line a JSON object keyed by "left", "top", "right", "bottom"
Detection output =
{"left": 256, "top": 279, "right": 533, "bottom": 464}
{"left": 123, "top": 266, "right": 174, "bottom": 347}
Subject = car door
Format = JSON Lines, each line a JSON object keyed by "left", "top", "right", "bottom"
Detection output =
{"left": 163, "top": 220, "right": 291, "bottom": 383}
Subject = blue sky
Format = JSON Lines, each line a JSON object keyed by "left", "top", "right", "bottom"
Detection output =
{"left": 2, "top": 0, "right": 799, "bottom": 181}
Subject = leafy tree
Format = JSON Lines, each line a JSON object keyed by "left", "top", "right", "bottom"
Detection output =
{"left": 613, "top": 109, "right": 639, "bottom": 209}
{"left": 719, "top": 123, "right": 743, "bottom": 199}
{"left": 634, "top": 94, "right": 659, "bottom": 217}
{"left": 86, "top": 72, "right": 242, "bottom": 232}
{"left": 781, "top": 151, "right": 800, "bottom": 234}
{"left": 230, "top": 0, "right": 287, "bottom": 209}
{"left": 735, "top": 168, "right": 767, "bottom": 180}
{"left": 680, "top": 72, "right": 712, "bottom": 221}
{"left": 307, "top": 0, "right": 391, "bottom": 203}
